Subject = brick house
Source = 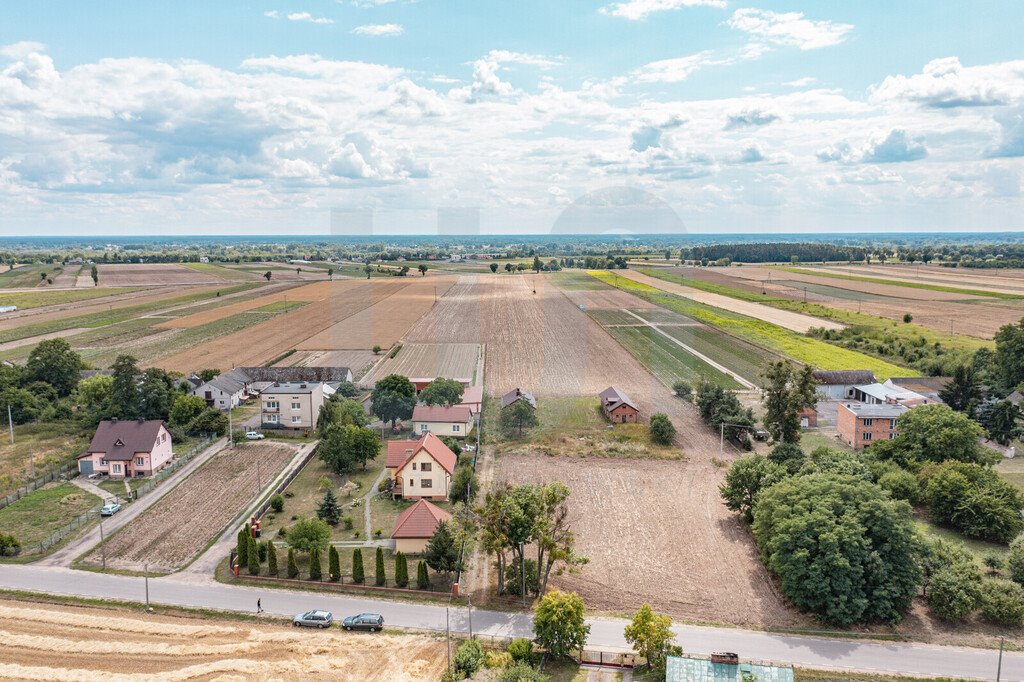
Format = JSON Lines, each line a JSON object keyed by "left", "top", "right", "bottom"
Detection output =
{"left": 599, "top": 386, "right": 639, "bottom": 423}
{"left": 76, "top": 419, "right": 173, "bottom": 478}
{"left": 385, "top": 432, "right": 457, "bottom": 501}
{"left": 391, "top": 499, "right": 452, "bottom": 553}
{"left": 411, "top": 404, "right": 473, "bottom": 439}
{"left": 837, "top": 403, "right": 908, "bottom": 450}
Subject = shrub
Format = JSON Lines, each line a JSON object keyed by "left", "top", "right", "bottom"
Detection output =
{"left": 308, "top": 546, "right": 322, "bottom": 581}
{"left": 485, "top": 651, "right": 513, "bottom": 669}
{"left": 394, "top": 552, "right": 409, "bottom": 588}
{"left": 878, "top": 469, "right": 920, "bottom": 505}
{"left": 343, "top": 516, "right": 354, "bottom": 530}
{"left": 416, "top": 560, "right": 429, "bottom": 589}
{"left": 352, "top": 549, "right": 364, "bottom": 584}
{"left": 767, "top": 441, "right": 805, "bottom": 475}
{"left": 267, "top": 542, "right": 278, "bottom": 576}
{"left": 375, "top": 546, "right": 386, "bottom": 586}
{"left": 374, "top": 528, "right": 382, "bottom": 538}
{"left": 247, "top": 536, "right": 260, "bottom": 575}
{"left": 980, "top": 578, "right": 1024, "bottom": 626}
{"left": 507, "top": 637, "right": 534, "bottom": 664}
{"left": 927, "top": 562, "right": 983, "bottom": 622}
{"left": 672, "top": 380, "right": 692, "bottom": 401}
{"left": 453, "top": 639, "right": 485, "bottom": 679}
{"left": 287, "top": 548, "right": 299, "bottom": 579}
{"left": 277, "top": 527, "right": 286, "bottom": 537}
{"left": 498, "top": 663, "right": 547, "bottom": 682}
{"left": 533, "top": 590, "right": 590, "bottom": 659}
{"left": 903, "top": 313, "right": 913, "bottom": 323}
{"left": 1009, "top": 535, "right": 1024, "bottom": 584}
{"left": 649, "top": 412, "right": 676, "bottom": 446}
{"left": 450, "top": 464, "right": 478, "bottom": 505}
{"left": 329, "top": 545, "right": 340, "bottom": 582}
{"left": 719, "top": 455, "right": 786, "bottom": 523}
{"left": 269, "top": 494, "right": 284, "bottom": 513}
{"left": 316, "top": 489, "right": 342, "bottom": 526}
{"left": 925, "top": 461, "right": 1024, "bottom": 543}
{"left": 287, "top": 517, "right": 332, "bottom": 552}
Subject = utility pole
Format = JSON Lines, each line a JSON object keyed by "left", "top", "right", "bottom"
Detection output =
{"left": 7, "top": 404, "right": 13, "bottom": 444}
{"left": 521, "top": 541, "right": 526, "bottom": 607}
{"left": 445, "top": 606, "right": 452, "bottom": 677}
{"left": 145, "top": 563, "right": 150, "bottom": 608}
{"left": 997, "top": 636, "right": 1004, "bottom": 681}
{"left": 720, "top": 422, "right": 725, "bottom": 458}
{"left": 99, "top": 516, "right": 106, "bottom": 570}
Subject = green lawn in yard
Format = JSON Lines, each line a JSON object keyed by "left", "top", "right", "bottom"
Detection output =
{"left": 798, "top": 431, "right": 853, "bottom": 454}
{"left": 915, "top": 518, "right": 1009, "bottom": 564}
{"left": 995, "top": 451, "right": 1024, "bottom": 494}
{"left": 0, "top": 287, "right": 145, "bottom": 310}
{"left": 0, "top": 482, "right": 100, "bottom": 545}
{"left": 0, "top": 421, "right": 89, "bottom": 496}
{"left": 601, "top": 324, "right": 741, "bottom": 389}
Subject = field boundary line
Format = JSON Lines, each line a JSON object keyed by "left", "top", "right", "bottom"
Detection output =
{"left": 620, "top": 309, "right": 757, "bottom": 389}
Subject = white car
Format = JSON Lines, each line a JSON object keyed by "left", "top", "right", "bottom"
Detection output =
{"left": 245, "top": 431, "right": 265, "bottom": 440}
{"left": 100, "top": 502, "right": 122, "bottom": 516}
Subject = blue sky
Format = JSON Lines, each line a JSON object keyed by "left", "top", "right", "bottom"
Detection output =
{"left": 0, "top": 0, "right": 1022, "bottom": 234}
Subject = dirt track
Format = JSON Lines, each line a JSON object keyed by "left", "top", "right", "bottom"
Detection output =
{"left": 0, "top": 598, "right": 445, "bottom": 681}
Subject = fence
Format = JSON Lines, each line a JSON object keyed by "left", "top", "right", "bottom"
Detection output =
{"left": 0, "top": 463, "right": 79, "bottom": 511}
{"left": 131, "top": 436, "right": 214, "bottom": 500}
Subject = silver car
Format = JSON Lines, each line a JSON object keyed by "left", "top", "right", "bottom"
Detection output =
{"left": 292, "top": 609, "right": 333, "bottom": 628}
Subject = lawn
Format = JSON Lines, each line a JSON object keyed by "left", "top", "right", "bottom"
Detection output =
{"left": 0, "top": 287, "right": 144, "bottom": 310}
{"left": 591, "top": 271, "right": 915, "bottom": 380}
{"left": 0, "top": 482, "right": 100, "bottom": 545}
{"left": 798, "top": 431, "right": 853, "bottom": 454}
{"left": 0, "top": 421, "right": 89, "bottom": 496}
{"left": 995, "top": 452, "right": 1024, "bottom": 494}
{"left": 915, "top": 518, "right": 1009, "bottom": 564}
{"left": 601, "top": 324, "right": 741, "bottom": 389}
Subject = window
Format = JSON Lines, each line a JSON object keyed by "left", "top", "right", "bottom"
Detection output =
{"left": 862, "top": 418, "right": 873, "bottom": 426}
{"left": 421, "top": 479, "right": 432, "bottom": 488}
{"left": 136, "top": 457, "right": 144, "bottom": 466}
{"left": 291, "top": 416, "right": 302, "bottom": 424}
{"left": 409, "top": 479, "right": 415, "bottom": 487}
{"left": 100, "top": 458, "right": 107, "bottom": 466}
{"left": 412, "top": 463, "right": 417, "bottom": 471}
{"left": 452, "top": 424, "right": 460, "bottom": 432}
{"left": 267, "top": 414, "right": 279, "bottom": 423}
{"left": 292, "top": 402, "right": 301, "bottom": 410}
{"left": 421, "top": 462, "right": 432, "bottom": 472}
{"left": 890, "top": 419, "right": 897, "bottom": 428}
{"left": 113, "top": 463, "right": 122, "bottom": 473}
{"left": 420, "top": 424, "right": 428, "bottom": 433}
{"left": 889, "top": 432, "right": 897, "bottom": 439}
{"left": 266, "top": 401, "right": 279, "bottom": 409}
{"left": 863, "top": 432, "right": 873, "bottom": 441}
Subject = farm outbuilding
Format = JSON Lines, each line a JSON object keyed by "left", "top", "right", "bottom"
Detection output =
{"left": 599, "top": 386, "right": 639, "bottom": 423}
{"left": 811, "top": 369, "right": 876, "bottom": 400}
{"left": 666, "top": 656, "right": 794, "bottom": 682}
{"left": 797, "top": 405, "right": 818, "bottom": 428}
{"left": 501, "top": 387, "right": 536, "bottom": 410}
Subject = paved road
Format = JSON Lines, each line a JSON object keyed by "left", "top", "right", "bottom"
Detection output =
{"left": 36, "top": 438, "right": 226, "bottom": 567}
{"left": 0, "top": 564, "right": 1017, "bottom": 680}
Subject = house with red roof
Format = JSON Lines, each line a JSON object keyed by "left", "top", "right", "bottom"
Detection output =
{"left": 76, "top": 419, "right": 173, "bottom": 478}
{"left": 391, "top": 499, "right": 452, "bottom": 553}
{"left": 385, "top": 432, "right": 457, "bottom": 501}
{"left": 412, "top": 404, "right": 473, "bottom": 439}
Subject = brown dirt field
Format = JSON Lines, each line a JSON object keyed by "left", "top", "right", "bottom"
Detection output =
{"left": 97, "top": 264, "right": 231, "bottom": 287}
{"left": 153, "top": 279, "right": 413, "bottom": 373}
{"left": 85, "top": 442, "right": 298, "bottom": 572}
{"left": 810, "top": 264, "right": 1024, "bottom": 296}
{"left": 296, "top": 276, "right": 457, "bottom": 351}
{"left": 615, "top": 269, "right": 844, "bottom": 332}
{"left": 0, "top": 598, "right": 446, "bottom": 681}
{"left": 495, "top": 454, "right": 803, "bottom": 628}
{"left": 158, "top": 281, "right": 335, "bottom": 329}
{"left": 361, "top": 343, "right": 482, "bottom": 386}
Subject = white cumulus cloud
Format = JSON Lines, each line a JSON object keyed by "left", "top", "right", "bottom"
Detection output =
{"left": 352, "top": 23, "right": 404, "bottom": 36}
{"left": 727, "top": 8, "right": 853, "bottom": 50}
{"left": 600, "top": 0, "right": 725, "bottom": 21}
{"left": 871, "top": 57, "right": 1024, "bottom": 108}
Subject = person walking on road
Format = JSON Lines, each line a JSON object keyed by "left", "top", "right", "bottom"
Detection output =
{"left": 256, "top": 598, "right": 263, "bottom": 614}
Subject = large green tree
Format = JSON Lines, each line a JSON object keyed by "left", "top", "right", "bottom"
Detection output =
{"left": 424, "top": 520, "right": 462, "bottom": 577}
{"left": 623, "top": 603, "right": 676, "bottom": 671}
{"left": 318, "top": 423, "right": 381, "bottom": 474}
{"left": 939, "top": 363, "right": 983, "bottom": 415}
{"left": 884, "top": 403, "right": 986, "bottom": 466}
{"left": 169, "top": 394, "right": 207, "bottom": 427}
{"left": 753, "top": 474, "right": 921, "bottom": 625}
{"left": 761, "top": 361, "right": 817, "bottom": 444}
{"left": 25, "top": 338, "right": 82, "bottom": 397}
{"left": 370, "top": 374, "right": 417, "bottom": 427}
{"left": 317, "top": 397, "right": 369, "bottom": 433}
{"left": 533, "top": 590, "right": 589, "bottom": 659}
{"left": 978, "top": 400, "right": 1023, "bottom": 446}
{"left": 110, "top": 354, "right": 141, "bottom": 419}
{"left": 286, "top": 517, "right": 331, "bottom": 553}
{"left": 720, "top": 455, "right": 787, "bottom": 523}
{"left": 419, "top": 378, "right": 464, "bottom": 407}
{"left": 500, "top": 399, "right": 539, "bottom": 438}
{"left": 994, "top": 319, "right": 1024, "bottom": 392}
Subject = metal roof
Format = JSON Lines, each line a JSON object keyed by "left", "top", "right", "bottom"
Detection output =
{"left": 666, "top": 656, "right": 794, "bottom": 682}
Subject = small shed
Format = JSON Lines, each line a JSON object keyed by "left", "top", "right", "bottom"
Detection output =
{"left": 811, "top": 369, "right": 876, "bottom": 400}
{"left": 501, "top": 388, "right": 537, "bottom": 410}
{"left": 392, "top": 499, "right": 452, "bottom": 553}
{"left": 797, "top": 405, "right": 818, "bottom": 428}
{"left": 599, "top": 386, "right": 639, "bottom": 424}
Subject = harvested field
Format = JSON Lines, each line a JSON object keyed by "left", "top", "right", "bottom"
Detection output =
{"left": 158, "top": 281, "right": 331, "bottom": 329}
{"left": 495, "top": 454, "right": 803, "bottom": 628}
{"left": 0, "top": 598, "right": 446, "bottom": 681}
{"left": 96, "top": 263, "right": 231, "bottom": 287}
{"left": 86, "top": 442, "right": 297, "bottom": 572}
{"left": 154, "top": 279, "right": 412, "bottom": 373}
{"left": 297, "top": 276, "right": 456, "bottom": 350}
{"left": 361, "top": 342, "right": 481, "bottom": 386}
{"left": 614, "top": 269, "right": 843, "bottom": 332}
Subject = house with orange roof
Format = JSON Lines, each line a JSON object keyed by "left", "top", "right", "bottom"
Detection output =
{"left": 385, "top": 432, "right": 457, "bottom": 501}
{"left": 391, "top": 499, "right": 452, "bottom": 553}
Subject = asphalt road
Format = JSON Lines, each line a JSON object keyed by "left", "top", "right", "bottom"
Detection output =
{"left": 0, "top": 564, "right": 1019, "bottom": 681}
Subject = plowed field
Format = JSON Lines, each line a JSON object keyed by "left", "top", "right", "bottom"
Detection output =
{"left": 0, "top": 598, "right": 446, "bottom": 681}
{"left": 97, "top": 264, "right": 231, "bottom": 286}
{"left": 158, "top": 281, "right": 331, "bottom": 329}
{"left": 85, "top": 442, "right": 297, "bottom": 572}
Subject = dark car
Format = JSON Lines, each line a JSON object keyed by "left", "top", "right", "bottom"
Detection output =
{"left": 342, "top": 613, "right": 384, "bottom": 632}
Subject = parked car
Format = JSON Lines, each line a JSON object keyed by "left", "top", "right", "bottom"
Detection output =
{"left": 87, "top": 473, "right": 102, "bottom": 480}
{"left": 292, "top": 610, "right": 333, "bottom": 628}
{"left": 342, "top": 613, "right": 384, "bottom": 632}
{"left": 245, "top": 431, "right": 265, "bottom": 440}
{"left": 752, "top": 429, "right": 770, "bottom": 442}
{"left": 100, "top": 502, "right": 122, "bottom": 516}
{"left": 711, "top": 652, "right": 739, "bottom": 665}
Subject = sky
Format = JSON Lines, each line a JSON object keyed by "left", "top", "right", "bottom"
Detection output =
{"left": 0, "top": 1, "right": 1023, "bottom": 235}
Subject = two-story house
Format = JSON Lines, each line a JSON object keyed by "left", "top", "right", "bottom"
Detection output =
{"left": 385, "top": 432, "right": 457, "bottom": 501}
{"left": 837, "top": 402, "right": 908, "bottom": 450}
{"left": 260, "top": 382, "right": 325, "bottom": 431}
{"left": 76, "top": 419, "right": 173, "bottom": 478}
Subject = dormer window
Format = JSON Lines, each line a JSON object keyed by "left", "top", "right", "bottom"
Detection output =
{"left": 114, "top": 438, "right": 124, "bottom": 446}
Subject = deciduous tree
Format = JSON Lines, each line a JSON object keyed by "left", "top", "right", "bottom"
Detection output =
{"left": 533, "top": 591, "right": 589, "bottom": 659}
{"left": 419, "top": 378, "right": 465, "bottom": 407}
{"left": 648, "top": 412, "right": 676, "bottom": 446}
{"left": 25, "top": 338, "right": 82, "bottom": 397}
{"left": 624, "top": 603, "right": 676, "bottom": 670}
{"left": 286, "top": 517, "right": 331, "bottom": 553}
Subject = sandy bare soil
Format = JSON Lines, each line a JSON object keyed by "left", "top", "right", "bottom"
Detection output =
{"left": 495, "top": 453, "right": 802, "bottom": 628}
{"left": 361, "top": 342, "right": 482, "bottom": 386}
{"left": 85, "top": 442, "right": 297, "bottom": 572}
{"left": 614, "top": 269, "right": 843, "bottom": 332}
{"left": 0, "top": 598, "right": 446, "bottom": 681}
{"left": 297, "top": 276, "right": 456, "bottom": 351}
{"left": 97, "top": 264, "right": 230, "bottom": 287}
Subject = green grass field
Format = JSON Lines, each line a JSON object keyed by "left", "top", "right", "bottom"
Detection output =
{"left": 0, "top": 264, "right": 59, "bottom": 288}
{"left": 547, "top": 271, "right": 609, "bottom": 290}
{"left": 592, "top": 270, "right": 915, "bottom": 379}
{"left": 0, "top": 287, "right": 145, "bottom": 310}
{"left": 662, "top": 325, "right": 778, "bottom": 383}
{"left": 181, "top": 262, "right": 258, "bottom": 281}
{"left": 782, "top": 266, "right": 1023, "bottom": 300}
{"left": 0, "top": 482, "right": 100, "bottom": 546}
{"left": 601, "top": 324, "right": 741, "bottom": 389}
{"left": 0, "top": 421, "right": 89, "bottom": 496}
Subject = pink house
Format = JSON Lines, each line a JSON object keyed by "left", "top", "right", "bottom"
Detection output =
{"left": 77, "top": 419, "right": 173, "bottom": 478}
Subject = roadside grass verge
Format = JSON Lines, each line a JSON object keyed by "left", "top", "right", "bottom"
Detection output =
{"left": 782, "top": 266, "right": 1023, "bottom": 300}
{"left": 0, "top": 287, "right": 145, "bottom": 310}
{"left": 0, "top": 482, "right": 100, "bottom": 545}
{"left": 591, "top": 271, "right": 915, "bottom": 379}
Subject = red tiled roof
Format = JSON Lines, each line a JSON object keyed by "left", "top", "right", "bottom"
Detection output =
{"left": 460, "top": 386, "right": 483, "bottom": 405}
{"left": 412, "top": 404, "right": 472, "bottom": 423}
{"left": 385, "top": 432, "right": 457, "bottom": 474}
{"left": 392, "top": 499, "right": 452, "bottom": 539}
{"left": 86, "top": 419, "right": 167, "bottom": 462}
